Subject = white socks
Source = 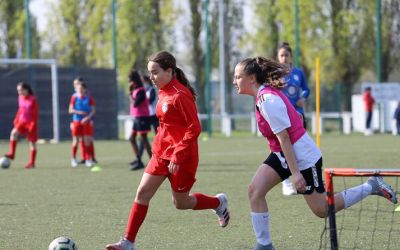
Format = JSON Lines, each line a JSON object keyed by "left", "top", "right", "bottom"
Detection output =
{"left": 251, "top": 211, "right": 271, "bottom": 246}
{"left": 340, "top": 182, "right": 372, "bottom": 209}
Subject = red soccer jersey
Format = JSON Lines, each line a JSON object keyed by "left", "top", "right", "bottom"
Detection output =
{"left": 14, "top": 95, "right": 38, "bottom": 126}
{"left": 363, "top": 91, "right": 375, "bottom": 112}
{"left": 152, "top": 78, "right": 201, "bottom": 164}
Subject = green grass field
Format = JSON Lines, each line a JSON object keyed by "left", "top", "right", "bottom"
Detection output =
{"left": 1, "top": 133, "right": 399, "bottom": 249}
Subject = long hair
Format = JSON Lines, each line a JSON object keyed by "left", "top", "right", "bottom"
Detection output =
{"left": 238, "top": 57, "right": 290, "bottom": 89}
{"left": 128, "top": 69, "right": 143, "bottom": 93}
{"left": 148, "top": 51, "right": 197, "bottom": 99}
{"left": 17, "top": 82, "right": 34, "bottom": 95}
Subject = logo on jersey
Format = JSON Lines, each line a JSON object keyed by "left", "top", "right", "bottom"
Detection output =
{"left": 162, "top": 102, "right": 168, "bottom": 113}
{"left": 293, "top": 74, "right": 300, "bottom": 82}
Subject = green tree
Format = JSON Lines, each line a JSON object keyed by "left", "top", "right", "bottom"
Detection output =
{"left": 0, "top": 0, "right": 40, "bottom": 58}
{"left": 43, "top": 0, "right": 86, "bottom": 66}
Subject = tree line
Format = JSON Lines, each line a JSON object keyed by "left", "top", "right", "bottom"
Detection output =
{"left": 0, "top": 0, "right": 399, "bottom": 112}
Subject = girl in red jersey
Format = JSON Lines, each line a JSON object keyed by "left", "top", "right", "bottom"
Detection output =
{"left": 3, "top": 82, "right": 39, "bottom": 169}
{"left": 106, "top": 51, "right": 230, "bottom": 250}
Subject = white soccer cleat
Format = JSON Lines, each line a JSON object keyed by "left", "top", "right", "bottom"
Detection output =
{"left": 85, "top": 160, "right": 93, "bottom": 168}
{"left": 71, "top": 158, "right": 78, "bottom": 168}
{"left": 282, "top": 179, "right": 297, "bottom": 196}
{"left": 213, "top": 193, "right": 230, "bottom": 227}
{"left": 368, "top": 176, "right": 398, "bottom": 204}
{"left": 105, "top": 237, "right": 135, "bottom": 250}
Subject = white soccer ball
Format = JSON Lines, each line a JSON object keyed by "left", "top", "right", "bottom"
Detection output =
{"left": 48, "top": 236, "right": 78, "bottom": 250}
{"left": 0, "top": 156, "right": 11, "bottom": 169}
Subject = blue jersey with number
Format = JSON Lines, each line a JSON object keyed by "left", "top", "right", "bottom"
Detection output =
{"left": 282, "top": 67, "right": 310, "bottom": 114}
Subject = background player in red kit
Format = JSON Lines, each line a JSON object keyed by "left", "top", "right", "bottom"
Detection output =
{"left": 106, "top": 51, "right": 230, "bottom": 250}
{"left": 3, "top": 82, "right": 39, "bottom": 169}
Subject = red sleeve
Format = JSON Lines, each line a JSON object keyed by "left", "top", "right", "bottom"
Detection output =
{"left": 69, "top": 95, "right": 76, "bottom": 106}
{"left": 170, "top": 93, "right": 201, "bottom": 164}
{"left": 89, "top": 96, "right": 95, "bottom": 106}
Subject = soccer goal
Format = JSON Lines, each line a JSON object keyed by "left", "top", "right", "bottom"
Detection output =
{"left": 319, "top": 168, "right": 400, "bottom": 250}
{"left": 0, "top": 58, "right": 60, "bottom": 142}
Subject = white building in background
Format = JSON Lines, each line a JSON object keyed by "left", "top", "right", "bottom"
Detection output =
{"left": 352, "top": 83, "right": 400, "bottom": 134}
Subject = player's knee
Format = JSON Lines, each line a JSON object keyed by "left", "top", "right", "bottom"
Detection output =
{"left": 135, "top": 187, "right": 152, "bottom": 203}
{"left": 248, "top": 184, "right": 265, "bottom": 202}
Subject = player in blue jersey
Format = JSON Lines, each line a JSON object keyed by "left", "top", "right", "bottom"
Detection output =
{"left": 69, "top": 82, "right": 96, "bottom": 168}
{"left": 277, "top": 42, "right": 311, "bottom": 196}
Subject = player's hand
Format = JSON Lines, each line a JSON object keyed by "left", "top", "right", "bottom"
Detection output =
{"left": 296, "top": 98, "right": 305, "bottom": 108}
{"left": 292, "top": 171, "right": 306, "bottom": 193}
{"left": 81, "top": 117, "right": 89, "bottom": 124}
{"left": 168, "top": 162, "right": 179, "bottom": 174}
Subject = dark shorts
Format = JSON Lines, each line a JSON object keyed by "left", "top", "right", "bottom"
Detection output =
{"left": 149, "top": 115, "right": 159, "bottom": 133}
{"left": 263, "top": 152, "right": 325, "bottom": 195}
{"left": 132, "top": 117, "right": 151, "bottom": 134}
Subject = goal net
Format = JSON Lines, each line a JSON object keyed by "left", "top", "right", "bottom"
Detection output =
{"left": 319, "top": 168, "right": 400, "bottom": 250}
{"left": 0, "top": 58, "right": 59, "bottom": 142}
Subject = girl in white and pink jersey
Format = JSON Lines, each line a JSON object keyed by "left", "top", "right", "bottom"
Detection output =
{"left": 233, "top": 57, "right": 397, "bottom": 250}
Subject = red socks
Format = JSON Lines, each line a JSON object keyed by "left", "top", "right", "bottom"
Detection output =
{"left": 5, "top": 140, "right": 17, "bottom": 159}
{"left": 125, "top": 202, "right": 149, "bottom": 242}
{"left": 192, "top": 193, "right": 220, "bottom": 210}
{"left": 80, "top": 140, "right": 86, "bottom": 160}
{"left": 90, "top": 142, "right": 95, "bottom": 160}
{"left": 29, "top": 149, "right": 37, "bottom": 165}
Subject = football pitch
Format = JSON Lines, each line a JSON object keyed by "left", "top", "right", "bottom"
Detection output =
{"left": 1, "top": 133, "right": 399, "bottom": 249}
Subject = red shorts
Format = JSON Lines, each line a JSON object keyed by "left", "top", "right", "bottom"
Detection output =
{"left": 70, "top": 121, "right": 93, "bottom": 137}
{"left": 145, "top": 156, "right": 198, "bottom": 193}
{"left": 15, "top": 121, "right": 38, "bottom": 142}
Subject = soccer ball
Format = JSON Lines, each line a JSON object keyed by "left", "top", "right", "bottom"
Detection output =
{"left": 0, "top": 156, "right": 11, "bottom": 169}
{"left": 48, "top": 236, "right": 78, "bottom": 250}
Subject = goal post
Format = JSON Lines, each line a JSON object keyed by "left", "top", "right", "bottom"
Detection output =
{"left": 0, "top": 58, "right": 60, "bottom": 142}
{"left": 323, "top": 168, "right": 400, "bottom": 250}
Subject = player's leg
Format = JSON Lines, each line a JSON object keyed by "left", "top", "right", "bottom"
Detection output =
{"left": 169, "top": 158, "right": 230, "bottom": 227}
{"left": 25, "top": 126, "right": 38, "bottom": 169}
{"left": 83, "top": 135, "right": 93, "bottom": 167}
{"left": 140, "top": 133, "right": 152, "bottom": 159}
{"left": 250, "top": 152, "right": 290, "bottom": 250}
{"left": 106, "top": 173, "right": 166, "bottom": 250}
{"left": 25, "top": 141, "right": 37, "bottom": 169}
{"left": 249, "top": 163, "right": 281, "bottom": 250}
{"left": 303, "top": 165, "right": 397, "bottom": 218}
{"left": 5, "top": 128, "right": 20, "bottom": 160}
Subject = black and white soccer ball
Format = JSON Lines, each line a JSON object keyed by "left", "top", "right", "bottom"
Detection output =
{"left": 48, "top": 236, "right": 78, "bottom": 250}
{"left": 0, "top": 156, "right": 11, "bottom": 169}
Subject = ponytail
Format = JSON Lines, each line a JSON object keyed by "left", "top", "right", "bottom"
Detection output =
{"left": 148, "top": 50, "right": 197, "bottom": 99}
{"left": 175, "top": 67, "right": 197, "bottom": 100}
{"left": 238, "top": 57, "right": 290, "bottom": 89}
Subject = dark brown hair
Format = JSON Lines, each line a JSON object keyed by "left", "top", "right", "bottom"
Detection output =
{"left": 148, "top": 51, "right": 197, "bottom": 99}
{"left": 278, "top": 42, "right": 292, "bottom": 56}
{"left": 238, "top": 57, "right": 290, "bottom": 89}
{"left": 17, "top": 82, "right": 34, "bottom": 95}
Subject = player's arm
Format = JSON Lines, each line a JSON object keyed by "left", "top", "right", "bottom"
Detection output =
{"left": 170, "top": 93, "right": 201, "bottom": 165}
{"left": 82, "top": 98, "right": 96, "bottom": 123}
{"left": 133, "top": 89, "right": 146, "bottom": 107}
{"left": 276, "top": 130, "right": 306, "bottom": 193}
{"left": 30, "top": 98, "right": 39, "bottom": 128}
